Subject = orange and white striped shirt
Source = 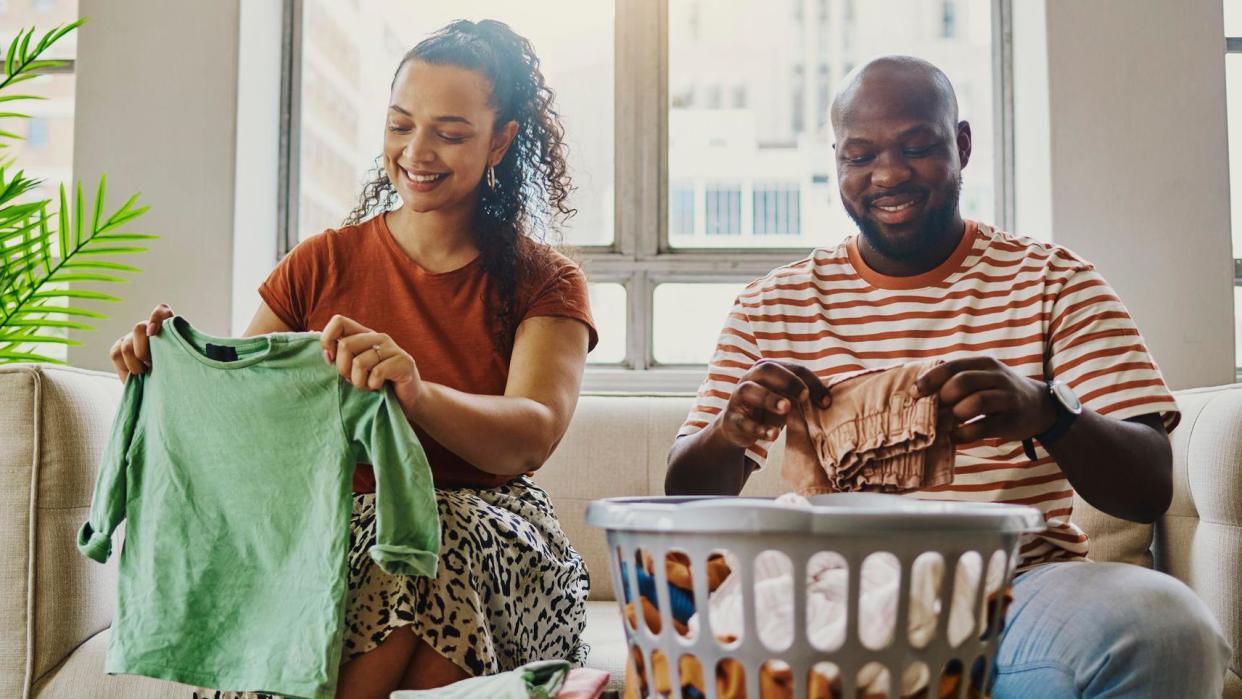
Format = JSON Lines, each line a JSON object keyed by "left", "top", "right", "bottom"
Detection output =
{"left": 679, "top": 221, "right": 1179, "bottom": 569}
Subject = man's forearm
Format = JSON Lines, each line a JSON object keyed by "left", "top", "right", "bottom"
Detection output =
{"left": 665, "top": 420, "right": 755, "bottom": 496}
{"left": 1043, "top": 411, "right": 1172, "bottom": 523}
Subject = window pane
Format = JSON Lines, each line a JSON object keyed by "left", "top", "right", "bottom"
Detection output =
{"left": 298, "top": 0, "right": 614, "bottom": 246}
{"left": 0, "top": 0, "right": 77, "bottom": 208}
{"left": 0, "top": 0, "right": 77, "bottom": 364}
{"left": 653, "top": 283, "right": 747, "bottom": 365}
{"left": 587, "top": 283, "right": 626, "bottom": 364}
{"left": 1227, "top": 0, "right": 1242, "bottom": 37}
{"left": 1236, "top": 286, "right": 1242, "bottom": 371}
{"left": 1228, "top": 54, "right": 1242, "bottom": 372}
{"left": 668, "top": 0, "right": 994, "bottom": 249}
{"left": 1229, "top": 55, "right": 1242, "bottom": 258}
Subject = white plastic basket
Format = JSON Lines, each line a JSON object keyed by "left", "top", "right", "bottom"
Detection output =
{"left": 586, "top": 494, "right": 1045, "bottom": 699}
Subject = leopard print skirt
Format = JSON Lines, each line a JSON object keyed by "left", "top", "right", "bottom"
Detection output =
{"left": 191, "top": 476, "right": 590, "bottom": 698}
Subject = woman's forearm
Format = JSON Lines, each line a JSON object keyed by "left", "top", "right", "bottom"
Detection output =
{"left": 398, "top": 381, "right": 563, "bottom": 477}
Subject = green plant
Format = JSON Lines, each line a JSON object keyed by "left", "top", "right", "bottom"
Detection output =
{"left": 0, "top": 19, "right": 153, "bottom": 365}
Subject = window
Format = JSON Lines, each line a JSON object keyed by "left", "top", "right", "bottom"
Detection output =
{"left": 705, "top": 186, "right": 741, "bottom": 236}
{"left": 284, "top": 0, "right": 1011, "bottom": 387}
{"left": 942, "top": 0, "right": 957, "bottom": 39}
{"left": 26, "top": 117, "right": 48, "bottom": 148}
{"left": 289, "top": 0, "right": 614, "bottom": 248}
{"left": 0, "top": 0, "right": 77, "bottom": 363}
{"left": 669, "top": 183, "right": 695, "bottom": 236}
{"left": 753, "top": 183, "right": 800, "bottom": 236}
{"left": 0, "top": 0, "right": 76, "bottom": 207}
{"left": 1225, "top": 6, "right": 1242, "bottom": 375}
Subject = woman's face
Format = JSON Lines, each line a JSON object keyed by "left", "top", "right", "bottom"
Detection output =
{"left": 383, "top": 60, "right": 516, "bottom": 214}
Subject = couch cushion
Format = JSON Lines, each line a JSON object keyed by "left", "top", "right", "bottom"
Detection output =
{"left": 1069, "top": 496, "right": 1154, "bottom": 568}
{"left": 541, "top": 395, "right": 696, "bottom": 601}
{"left": 31, "top": 627, "right": 190, "bottom": 698}
{"left": 0, "top": 364, "right": 127, "bottom": 697}
{"left": 581, "top": 600, "right": 627, "bottom": 696}
{"left": 1157, "top": 384, "right": 1242, "bottom": 687}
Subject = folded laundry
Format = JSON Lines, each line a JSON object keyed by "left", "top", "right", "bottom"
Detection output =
{"left": 782, "top": 361, "right": 956, "bottom": 497}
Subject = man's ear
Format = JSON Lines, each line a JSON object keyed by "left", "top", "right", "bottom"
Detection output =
{"left": 956, "top": 120, "right": 972, "bottom": 170}
{"left": 490, "top": 119, "right": 519, "bottom": 167}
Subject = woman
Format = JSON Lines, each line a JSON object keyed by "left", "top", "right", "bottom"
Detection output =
{"left": 109, "top": 20, "right": 596, "bottom": 698}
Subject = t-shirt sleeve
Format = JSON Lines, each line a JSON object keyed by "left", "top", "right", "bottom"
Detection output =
{"left": 677, "top": 291, "right": 773, "bottom": 468}
{"left": 257, "top": 233, "right": 331, "bottom": 331}
{"left": 77, "top": 373, "right": 144, "bottom": 563}
{"left": 338, "top": 380, "right": 440, "bottom": 577}
{"left": 521, "top": 256, "right": 599, "bottom": 352}
{"left": 1047, "top": 264, "right": 1180, "bottom": 433}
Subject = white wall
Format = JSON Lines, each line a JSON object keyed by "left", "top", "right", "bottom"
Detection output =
{"left": 231, "top": 0, "right": 283, "bottom": 336}
{"left": 1017, "top": 0, "right": 1233, "bottom": 390}
{"left": 68, "top": 0, "right": 264, "bottom": 370}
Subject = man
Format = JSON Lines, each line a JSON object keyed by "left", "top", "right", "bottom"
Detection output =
{"left": 667, "top": 56, "right": 1231, "bottom": 697}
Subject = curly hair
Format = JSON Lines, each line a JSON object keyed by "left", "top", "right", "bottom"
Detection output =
{"left": 344, "top": 19, "right": 576, "bottom": 354}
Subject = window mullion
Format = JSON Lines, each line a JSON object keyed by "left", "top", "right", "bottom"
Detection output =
{"left": 992, "top": 0, "right": 1015, "bottom": 231}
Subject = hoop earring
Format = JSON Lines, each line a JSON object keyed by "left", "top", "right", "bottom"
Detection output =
{"left": 486, "top": 165, "right": 497, "bottom": 191}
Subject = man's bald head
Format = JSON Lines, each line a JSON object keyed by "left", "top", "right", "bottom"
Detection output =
{"left": 828, "top": 55, "right": 971, "bottom": 269}
{"left": 830, "top": 56, "right": 959, "bottom": 136}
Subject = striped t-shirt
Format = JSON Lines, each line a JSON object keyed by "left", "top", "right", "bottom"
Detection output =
{"left": 679, "top": 220, "right": 1179, "bottom": 569}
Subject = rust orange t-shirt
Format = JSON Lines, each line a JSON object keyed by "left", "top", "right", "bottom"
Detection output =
{"left": 258, "top": 213, "right": 597, "bottom": 489}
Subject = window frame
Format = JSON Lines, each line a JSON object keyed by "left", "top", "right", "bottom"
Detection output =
{"left": 1228, "top": 34, "right": 1242, "bottom": 379}
{"left": 277, "top": 0, "right": 1016, "bottom": 392}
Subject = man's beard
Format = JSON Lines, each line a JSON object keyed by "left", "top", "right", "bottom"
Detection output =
{"left": 844, "top": 175, "right": 962, "bottom": 262}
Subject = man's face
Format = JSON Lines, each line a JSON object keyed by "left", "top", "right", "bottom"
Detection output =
{"left": 834, "top": 91, "right": 971, "bottom": 261}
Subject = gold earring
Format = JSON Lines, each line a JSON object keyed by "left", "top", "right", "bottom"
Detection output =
{"left": 486, "top": 165, "right": 496, "bottom": 191}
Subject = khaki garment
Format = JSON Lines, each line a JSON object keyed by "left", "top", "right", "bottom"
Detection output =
{"left": 782, "top": 361, "right": 955, "bottom": 496}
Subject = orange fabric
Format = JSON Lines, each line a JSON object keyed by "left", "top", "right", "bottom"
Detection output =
{"left": 258, "top": 213, "right": 597, "bottom": 489}
{"left": 782, "top": 361, "right": 956, "bottom": 496}
{"left": 845, "top": 221, "right": 979, "bottom": 291}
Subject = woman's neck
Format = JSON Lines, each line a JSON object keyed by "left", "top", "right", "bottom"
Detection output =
{"left": 385, "top": 205, "right": 479, "bottom": 273}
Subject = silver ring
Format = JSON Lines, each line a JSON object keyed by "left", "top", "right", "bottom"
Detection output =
{"left": 372, "top": 344, "right": 382, "bottom": 362}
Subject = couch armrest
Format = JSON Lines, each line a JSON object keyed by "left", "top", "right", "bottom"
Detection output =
{"left": 1158, "top": 384, "right": 1242, "bottom": 684}
{"left": 0, "top": 364, "right": 125, "bottom": 697}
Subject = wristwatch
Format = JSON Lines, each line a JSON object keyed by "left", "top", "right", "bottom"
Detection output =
{"left": 1022, "top": 379, "right": 1083, "bottom": 461}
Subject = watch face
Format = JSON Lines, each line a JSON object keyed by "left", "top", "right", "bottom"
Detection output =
{"left": 1052, "top": 381, "right": 1083, "bottom": 414}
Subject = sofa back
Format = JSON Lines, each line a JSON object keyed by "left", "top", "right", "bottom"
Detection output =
{"left": 0, "top": 365, "right": 124, "bottom": 699}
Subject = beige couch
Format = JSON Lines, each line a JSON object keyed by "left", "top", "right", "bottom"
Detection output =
{"left": 2, "top": 363, "right": 1239, "bottom": 698}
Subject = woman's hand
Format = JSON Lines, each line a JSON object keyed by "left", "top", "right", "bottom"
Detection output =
{"left": 320, "top": 314, "right": 423, "bottom": 409}
{"left": 108, "top": 303, "right": 175, "bottom": 382}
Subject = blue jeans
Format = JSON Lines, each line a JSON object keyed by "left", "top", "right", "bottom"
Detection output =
{"left": 992, "top": 561, "right": 1232, "bottom": 698}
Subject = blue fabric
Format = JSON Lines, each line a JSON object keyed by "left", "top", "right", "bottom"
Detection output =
{"left": 992, "top": 561, "right": 1232, "bottom": 698}
{"left": 619, "top": 562, "right": 697, "bottom": 624}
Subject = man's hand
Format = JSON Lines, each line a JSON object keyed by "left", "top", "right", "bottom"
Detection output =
{"left": 715, "top": 359, "right": 832, "bottom": 448}
{"left": 911, "top": 356, "right": 1057, "bottom": 443}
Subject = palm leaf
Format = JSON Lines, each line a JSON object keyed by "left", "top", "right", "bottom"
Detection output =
{"left": 0, "top": 349, "right": 63, "bottom": 363}
{"left": 0, "top": 332, "right": 78, "bottom": 344}
{"left": 0, "top": 19, "right": 149, "bottom": 365}
{"left": 11, "top": 304, "right": 107, "bottom": 319}
{"left": 3, "top": 316, "right": 93, "bottom": 330}
{"left": 2, "top": 176, "right": 153, "bottom": 363}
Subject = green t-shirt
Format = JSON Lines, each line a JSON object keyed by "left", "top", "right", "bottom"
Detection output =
{"left": 77, "top": 316, "right": 440, "bottom": 699}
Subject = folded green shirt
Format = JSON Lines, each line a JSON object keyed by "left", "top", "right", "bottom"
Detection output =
{"left": 77, "top": 316, "right": 440, "bottom": 698}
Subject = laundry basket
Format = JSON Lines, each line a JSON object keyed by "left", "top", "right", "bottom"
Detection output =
{"left": 586, "top": 494, "right": 1045, "bottom": 699}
